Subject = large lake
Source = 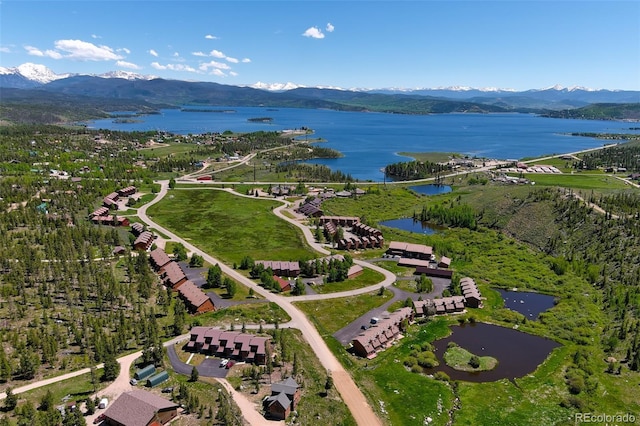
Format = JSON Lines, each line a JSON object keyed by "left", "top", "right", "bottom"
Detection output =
{"left": 89, "top": 107, "right": 638, "bottom": 181}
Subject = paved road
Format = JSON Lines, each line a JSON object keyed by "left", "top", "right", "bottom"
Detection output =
{"left": 333, "top": 275, "right": 450, "bottom": 345}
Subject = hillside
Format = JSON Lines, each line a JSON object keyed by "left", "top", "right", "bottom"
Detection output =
{"left": 542, "top": 103, "right": 640, "bottom": 121}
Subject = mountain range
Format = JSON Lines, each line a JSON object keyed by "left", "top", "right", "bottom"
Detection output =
{"left": 1, "top": 63, "right": 639, "bottom": 121}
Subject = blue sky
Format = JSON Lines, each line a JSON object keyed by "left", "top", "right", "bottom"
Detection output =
{"left": 1, "top": 1, "right": 639, "bottom": 90}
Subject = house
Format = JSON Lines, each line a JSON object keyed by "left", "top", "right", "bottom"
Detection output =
{"left": 131, "top": 222, "right": 145, "bottom": 236}
{"left": 264, "top": 377, "right": 301, "bottom": 420}
{"left": 149, "top": 247, "right": 172, "bottom": 271}
{"left": 112, "top": 246, "right": 126, "bottom": 256}
{"left": 255, "top": 261, "right": 301, "bottom": 278}
{"left": 186, "top": 327, "right": 270, "bottom": 365}
{"left": 102, "top": 390, "right": 178, "bottom": 426}
{"left": 414, "top": 265, "right": 454, "bottom": 279}
{"left": 273, "top": 275, "right": 291, "bottom": 292}
{"left": 347, "top": 264, "right": 364, "bottom": 279}
{"left": 133, "top": 231, "right": 155, "bottom": 251}
{"left": 438, "top": 256, "right": 451, "bottom": 269}
{"left": 91, "top": 215, "right": 130, "bottom": 227}
{"left": 387, "top": 241, "right": 433, "bottom": 259}
{"left": 351, "top": 307, "right": 413, "bottom": 358}
{"left": 90, "top": 206, "right": 109, "bottom": 218}
{"left": 160, "top": 262, "right": 187, "bottom": 289}
{"left": 177, "top": 281, "right": 215, "bottom": 313}
{"left": 460, "top": 277, "right": 482, "bottom": 308}
{"left": 118, "top": 186, "right": 137, "bottom": 197}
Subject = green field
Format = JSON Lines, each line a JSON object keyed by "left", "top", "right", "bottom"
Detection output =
{"left": 517, "top": 172, "right": 628, "bottom": 190}
{"left": 295, "top": 289, "right": 393, "bottom": 334}
{"left": 310, "top": 267, "right": 386, "bottom": 294}
{"left": 146, "top": 188, "right": 316, "bottom": 264}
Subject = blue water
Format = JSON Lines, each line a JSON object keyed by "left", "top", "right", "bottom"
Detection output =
{"left": 409, "top": 184, "right": 453, "bottom": 195}
{"left": 497, "top": 289, "right": 556, "bottom": 319}
{"left": 379, "top": 218, "right": 442, "bottom": 234}
{"left": 88, "top": 107, "right": 638, "bottom": 181}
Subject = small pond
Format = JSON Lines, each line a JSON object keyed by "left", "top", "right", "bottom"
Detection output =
{"left": 379, "top": 218, "right": 444, "bottom": 234}
{"left": 408, "top": 184, "right": 452, "bottom": 195}
{"left": 497, "top": 289, "right": 556, "bottom": 319}
{"left": 428, "top": 322, "right": 560, "bottom": 382}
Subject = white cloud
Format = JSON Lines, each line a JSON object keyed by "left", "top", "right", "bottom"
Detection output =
{"left": 119, "top": 47, "right": 131, "bottom": 55}
{"left": 0, "top": 47, "right": 10, "bottom": 53}
{"left": 199, "top": 60, "right": 231, "bottom": 71}
{"left": 116, "top": 60, "right": 141, "bottom": 70}
{"left": 226, "top": 56, "right": 238, "bottom": 64}
{"left": 242, "top": 58, "right": 251, "bottom": 63}
{"left": 44, "top": 49, "right": 63, "bottom": 59}
{"left": 326, "top": 23, "right": 335, "bottom": 33}
{"left": 210, "top": 69, "right": 226, "bottom": 77}
{"left": 25, "top": 45, "right": 44, "bottom": 57}
{"left": 192, "top": 51, "right": 207, "bottom": 57}
{"left": 91, "top": 34, "right": 102, "bottom": 39}
{"left": 229, "top": 71, "right": 238, "bottom": 77}
{"left": 25, "top": 45, "right": 62, "bottom": 59}
{"left": 210, "top": 49, "right": 226, "bottom": 58}
{"left": 149, "top": 49, "right": 158, "bottom": 57}
{"left": 54, "top": 39, "right": 122, "bottom": 61}
{"left": 151, "top": 62, "right": 196, "bottom": 72}
{"left": 205, "top": 34, "right": 218, "bottom": 40}
{"left": 173, "top": 52, "right": 180, "bottom": 57}
{"left": 303, "top": 26, "right": 325, "bottom": 39}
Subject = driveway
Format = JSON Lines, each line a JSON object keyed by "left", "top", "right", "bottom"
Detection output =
{"left": 166, "top": 345, "right": 229, "bottom": 379}
{"left": 333, "top": 275, "right": 451, "bottom": 345}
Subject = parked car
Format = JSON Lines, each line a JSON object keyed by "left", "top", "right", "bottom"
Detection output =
{"left": 129, "top": 378, "right": 137, "bottom": 385}
{"left": 98, "top": 398, "right": 108, "bottom": 409}
{"left": 161, "top": 387, "right": 173, "bottom": 393}
{"left": 219, "top": 359, "right": 229, "bottom": 368}
{"left": 225, "top": 361, "right": 235, "bottom": 369}
{"left": 93, "top": 414, "right": 105, "bottom": 424}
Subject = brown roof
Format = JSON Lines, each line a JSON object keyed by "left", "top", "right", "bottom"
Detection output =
{"left": 178, "top": 281, "right": 212, "bottom": 309}
{"left": 103, "top": 390, "right": 178, "bottom": 426}
{"left": 149, "top": 248, "right": 171, "bottom": 268}
{"left": 162, "top": 262, "right": 186, "bottom": 285}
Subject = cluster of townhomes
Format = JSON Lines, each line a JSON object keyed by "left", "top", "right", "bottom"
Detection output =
{"left": 88, "top": 185, "right": 137, "bottom": 227}
{"left": 187, "top": 326, "right": 270, "bottom": 365}
{"left": 148, "top": 246, "right": 216, "bottom": 314}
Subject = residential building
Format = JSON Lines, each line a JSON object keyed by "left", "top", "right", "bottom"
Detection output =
{"left": 102, "top": 390, "right": 178, "bottom": 426}
{"left": 177, "top": 280, "right": 215, "bottom": 314}
{"left": 186, "top": 327, "right": 270, "bottom": 365}
{"left": 387, "top": 241, "right": 433, "bottom": 259}
{"left": 264, "top": 377, "right": 301, "bottom": 420}
{"left": 351, "top": 307, "right": 413, "bottom": 358}
{"left": 133, "top": 231, "right": 154, "bottom": 251}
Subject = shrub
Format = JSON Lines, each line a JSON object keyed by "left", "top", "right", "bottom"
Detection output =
{"left": 468, "top": 355, "right": 480, "bottom": 369}
{"left": 434, "top": 371, "right": 450, "bottom": 382}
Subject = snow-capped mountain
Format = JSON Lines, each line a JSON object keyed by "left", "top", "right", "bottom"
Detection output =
{"left": 0, "top": 63, "right": 73, "bottom": 87}
{"left": 0, "top": 63, "right": 155, "bottom": 88}
{"left": 250, "top": 81, "right": 304, "bottom": 91}
{"left": 1, "top": 63, "right": 638, "bottom": 108}
{"left": 97, "top": 70, "right": 157, "bottom": 81}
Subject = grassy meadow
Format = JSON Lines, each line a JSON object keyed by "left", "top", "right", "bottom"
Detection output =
{"left": 146, "top": 188, "right": 316, "bottom": 265}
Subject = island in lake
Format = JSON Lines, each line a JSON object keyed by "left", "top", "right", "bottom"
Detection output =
{"left": 248, "top": 117, "right": 274, "bottom": 123}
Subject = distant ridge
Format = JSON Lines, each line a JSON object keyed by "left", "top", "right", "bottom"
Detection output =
{"left": 0, "top": 63, "right": 638, "bottom": 114}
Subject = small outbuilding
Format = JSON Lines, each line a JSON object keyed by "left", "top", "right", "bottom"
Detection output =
{"left": 146, "top": 371, "right": 169, "bottom": 388}
{"left": 135, "top": 364, "right": 156, "bottom": 381}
